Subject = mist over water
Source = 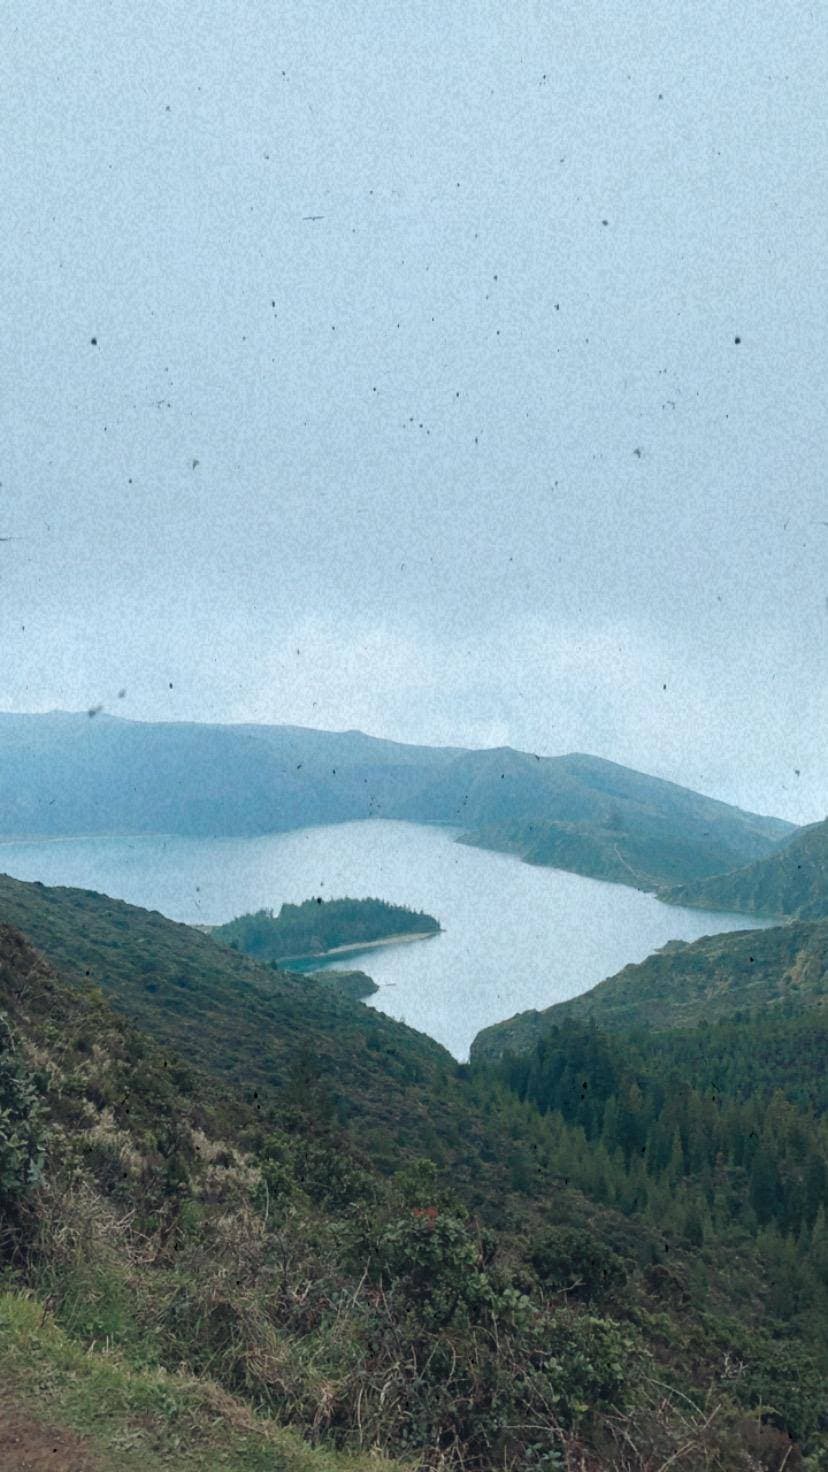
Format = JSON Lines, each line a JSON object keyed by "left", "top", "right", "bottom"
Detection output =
{"left": 0, "top": 820, "right": 772, "bottom": 1058}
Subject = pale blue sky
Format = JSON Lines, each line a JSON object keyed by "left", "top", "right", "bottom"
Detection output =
{"left": 1, "top": 2, "right": 825, "bottom": 821}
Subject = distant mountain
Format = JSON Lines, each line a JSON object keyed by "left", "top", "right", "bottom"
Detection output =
{"left": 0, "top": 711, "right": 795, "bottom": 891}
{"left": 660, "top": 816, "right": 828, "bottom": 919}
{"left": 470, "top": 918, "right": 828, "bottom": 1061}
{"left": 0, "top": 712, "right": 462, "bottom": 837}
{"left": 453, "top": 751, "right": 795, "bottom": 887}
{"left": 0, "top": 711, "right": 465, "bottom": 838}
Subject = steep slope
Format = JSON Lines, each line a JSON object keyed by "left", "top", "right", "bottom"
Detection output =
{"left": 452, "top": 752, "right": 794, "bottom": 888}
{"left": 0, "top": 714, "right": 794, "bottom": 894}
{"left": 0, "top": 871, "right": 461, "bottom": 1170}
{"left": 471, "top": 918, "right": 828, "bottom": 1060}
{"left": 0, "top": 1298, "right": 400, "bottom": 1472}
{"left": 661, "top": 815, "right": 828, "bottom": 919}
{"left": 2, "top": 909, "right": 827, "bottom": 1467}
{"left": 0, "top": 924, "right": 409, "bottom": 1470}
{"left": 459, "top": 816, "right": 753, "bottom": 890}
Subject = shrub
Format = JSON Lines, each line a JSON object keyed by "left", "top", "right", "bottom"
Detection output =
{"left": 538, "top": 1310, "right": 638, "bottom": 1425}
{"left": 529, "top": 1226, "right": 628, "bottom": 1302}
{"left": 0, "top": 1013, "right": 46, "bottom": 1217}
{"left": 373, "top": 1210, "right": 487, "bottom": 1326}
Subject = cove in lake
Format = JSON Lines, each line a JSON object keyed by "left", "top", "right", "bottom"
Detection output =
{"left": 0, "top": 820, "right": 772, "bottom": 1059}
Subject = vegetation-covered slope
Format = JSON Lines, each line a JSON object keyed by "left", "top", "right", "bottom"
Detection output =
{"left": 2, "top": 889, "right": 828, "bottom": 1466}
{"left": 400, "top": 746, "right": 792, "bottom": 882}
{"left": 471, "top": 919, "right": 828, "bottom": 1061}
{"left": 487, "top": 1007, "right": 828, "bottom": 1256}
{"left": 0, "top": 870, "right": 631, "bottom": 1209}
{"left": 661, "top": 816, "right": 828, "bottom": 920}
{"left": 212, "top": 896, "right": 440, "bottom": 963}
{"left": 0, "top": 872, "right": 469, "bottom": 1177}
{"left": 458, "top": 813, "right": 756, "bottom": 890}
{"left": 0, "top": 923, "right": 408, "bottom": 1471}
{"left": 310, "top": 968, "right": 379, "bottom": 1000}
{"left": 0, "top": 1292, "right": 401, "bottom": 1472}
{"left": 0, "top": 713, "right": 794, "bottom": 893}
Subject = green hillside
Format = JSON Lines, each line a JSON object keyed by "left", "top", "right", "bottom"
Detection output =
{"left": 471, "top": 919, "right": 828, "bottom": 1061}
{"left": 0, "top": 1294, "right": 402, "bottom": 1472}
{"left": 0, "top": 871, "right": 464, "bottom": 1177}
{"left": 458, "top": 813, "right": 757, "bottom": 890}
{"left": 661, "top": 816, "right": 828, "bottom": 920}
{"left": 2, "top": 881, "right": 828, "bottom": 1466}
{"left": 399, "top": 746, "right": 793, "bottom": 885}
{"left": 310, "top": 967, "right": 379, "bottom": 1000}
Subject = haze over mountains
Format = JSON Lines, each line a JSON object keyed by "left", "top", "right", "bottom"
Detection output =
{"left": 662, "top": 815, "right": 828, "bottom": 920}
{"left": 0, "top": 711, "right": 795, "bottom": 891}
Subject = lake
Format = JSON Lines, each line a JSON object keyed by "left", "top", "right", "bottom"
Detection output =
{"left": 0, "top": 821, "right": 771, "bottom": 1059}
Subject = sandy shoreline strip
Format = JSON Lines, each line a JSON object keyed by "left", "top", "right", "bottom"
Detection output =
{"left": 192, "top": 926, "right": 440, "bottom": 961}
{"left": 300, "top": 928, "right": 439, "bottom": 959}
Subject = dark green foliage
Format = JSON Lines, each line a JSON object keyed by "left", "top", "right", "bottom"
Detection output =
{"left": 2, "top": 873, "right": 828, "bottom": 1467}
{"left": 308, "top": 968, "right": 379, "bottom": 1000}
{"left": 0, "top": 920, "right": 650, "bottom": 1468}
{"left": 0, "top": 872, "right": 463, "bottom": 1170}
{"left": 493, "top": 1016, "right": 828, "bottom": 1248}
{"left": 529, "top": 1226, "right": 628, "bottom": 1302}
{"left": 372, "top": 1210, "right": 488, "bottom": 1325}
{"left": 213, "top": 896, "right": 439, "bottom": 962}
{"left": 0, "top": 1013, "right": 46, "bottom": 1214}
{"left": 734, "top": 1338, "right": 828, "bottom": 1443}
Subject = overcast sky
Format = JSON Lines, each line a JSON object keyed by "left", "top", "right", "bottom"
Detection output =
{"left": 1, "top": 2, "right": 825, "bottom": 823}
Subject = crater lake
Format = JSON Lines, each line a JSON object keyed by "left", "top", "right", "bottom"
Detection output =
{"left": 0, "top": 819, "right": 772, "bottom": 1058}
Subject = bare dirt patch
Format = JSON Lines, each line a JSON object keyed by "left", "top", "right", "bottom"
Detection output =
{"left": 0, "top": 1399, "right": 101, "bottom": 1472}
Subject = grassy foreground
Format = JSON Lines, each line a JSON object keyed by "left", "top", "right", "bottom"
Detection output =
{"left": 0, "top": 1289, "right": 405, "bottom": 1472}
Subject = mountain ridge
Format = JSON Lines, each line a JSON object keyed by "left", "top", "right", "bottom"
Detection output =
{"left": 0, "top": 711, "right": 796, "bottom": 893}
{"left": 660, "top": 815, "right": 828, "bottom": 920}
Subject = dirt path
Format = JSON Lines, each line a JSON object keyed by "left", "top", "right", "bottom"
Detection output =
{"left": 611, "top": 842, "right": 650, "bottom": 886}
{"left": 0, "top": 1400, "right": 101, "bottom": 1472}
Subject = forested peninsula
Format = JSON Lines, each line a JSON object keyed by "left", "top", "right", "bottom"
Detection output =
{"left": 211, "top": 895, "right": 441, "bottom": 963}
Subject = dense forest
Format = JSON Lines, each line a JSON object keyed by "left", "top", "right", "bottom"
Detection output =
{"left": 1, "top": 871, "right": 827, "bottom": 1469}
{"left": 490, "top": 1011, "right": 828, "bottom": 1256}
{"left": 212, "top": 895, "right": 441, "bottom": 961}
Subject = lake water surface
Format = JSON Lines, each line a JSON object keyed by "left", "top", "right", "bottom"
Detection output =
{"left": 0, "top": 821, "right": 771, "bottom": 1058}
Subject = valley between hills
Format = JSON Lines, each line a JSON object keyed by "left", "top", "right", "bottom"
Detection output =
{"left": 1, "top": 716, "right": 826, "bottom": 1470}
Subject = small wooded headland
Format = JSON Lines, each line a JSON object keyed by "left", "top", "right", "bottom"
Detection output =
{"left": 211, "top": 895, "right": 441, "bottom": 963}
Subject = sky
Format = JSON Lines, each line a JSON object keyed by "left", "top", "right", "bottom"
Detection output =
{"left": 0, "top": 1, "right": 825, "bottom": 824}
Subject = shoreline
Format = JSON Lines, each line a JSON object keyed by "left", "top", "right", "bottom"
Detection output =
{"left": 285, "top": 928, "right": 440, "bottom": 963}
{"left": 0, "top": 831, "right": 175, "bottom": 847}
{"left": 199, "top": 927, "right": 442, "bottom": 966}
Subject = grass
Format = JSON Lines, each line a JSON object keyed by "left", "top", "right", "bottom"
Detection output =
{"left": 0, "top": 1289, "right": 408, "bottom": 1472}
